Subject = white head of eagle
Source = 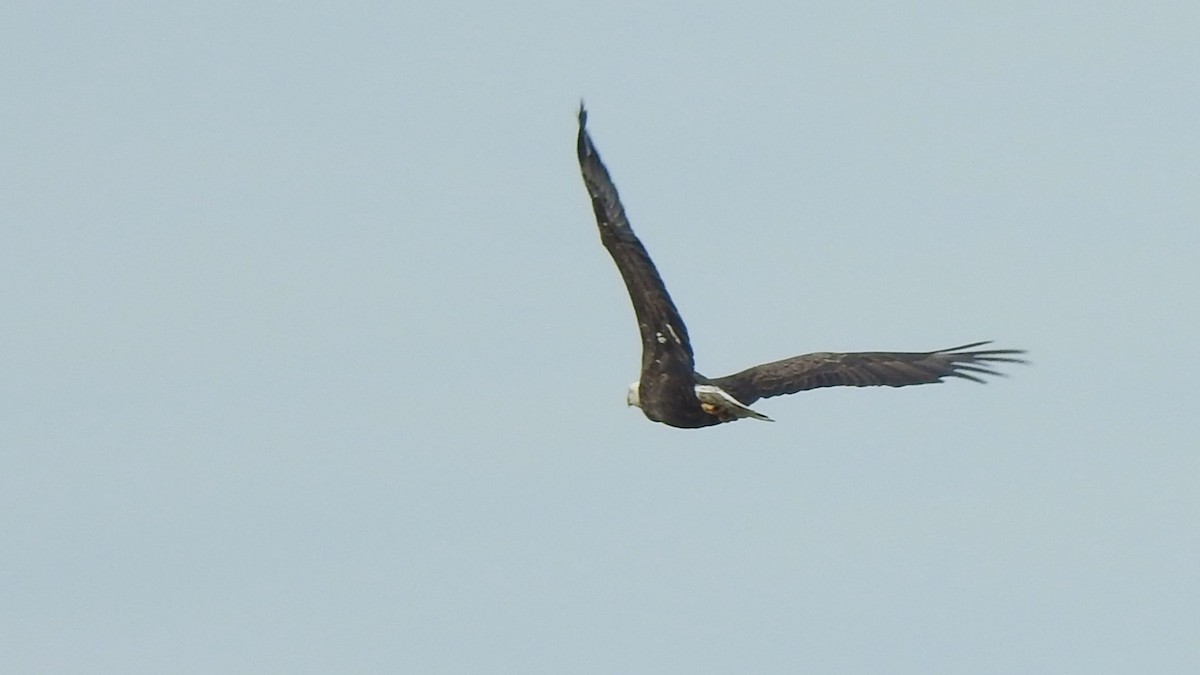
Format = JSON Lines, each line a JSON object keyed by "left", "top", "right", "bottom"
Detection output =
{"left": 626, "top": 381, "right": 641, "bottom": 408}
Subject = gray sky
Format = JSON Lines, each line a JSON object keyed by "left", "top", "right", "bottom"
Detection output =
{"left": 3, "top": 2, "right": 1198, "bottom": 673}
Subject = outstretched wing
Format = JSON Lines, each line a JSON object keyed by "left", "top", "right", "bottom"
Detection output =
{"left": 576, "top": 105, "right": 698, "bottom": 404}
{"left": 709, "top": 341, "right": 1026, "bottom": 405}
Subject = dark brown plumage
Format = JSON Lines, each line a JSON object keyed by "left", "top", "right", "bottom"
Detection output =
{"left": 575, "top": 104, "right": 1025, "bottom": 428}
{"left": 706, "top": 342, "right": 1025, "bottom": 406}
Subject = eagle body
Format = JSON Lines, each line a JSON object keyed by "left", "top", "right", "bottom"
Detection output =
{"left": 575, "top": 104, "right": 1024, "bottom": 428}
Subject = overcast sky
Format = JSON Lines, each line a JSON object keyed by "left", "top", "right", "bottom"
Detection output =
{"left": 3, "top": 2, "right": 1198, "bottom": 673}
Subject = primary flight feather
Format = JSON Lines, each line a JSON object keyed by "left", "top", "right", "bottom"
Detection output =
{"left": 575, "top": 104, "right": 1025, "bottom": 428}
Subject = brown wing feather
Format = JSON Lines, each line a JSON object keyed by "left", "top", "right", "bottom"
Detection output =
{"left": 577, "top": 104, "right": 705, "bottom": 424}
{"left": 709, "top": 341, "right": 1027, "bottom": 405}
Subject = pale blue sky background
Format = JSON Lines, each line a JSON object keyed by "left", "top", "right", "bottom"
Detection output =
{"left": 3, "top": 2, "right": 1197, "bottom": 673}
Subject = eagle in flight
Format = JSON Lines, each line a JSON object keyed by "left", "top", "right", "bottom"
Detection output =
{"left": 575, "top": 104, "right": 1025, "bottom": 428}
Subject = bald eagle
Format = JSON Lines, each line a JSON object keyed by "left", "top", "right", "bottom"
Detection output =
{"left": 576, "top": 105, "right": 1025, "bottom": 428}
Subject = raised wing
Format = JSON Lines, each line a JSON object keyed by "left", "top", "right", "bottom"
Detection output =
{"left": 709, "top": 341, "right": 1026, "bottom": 405}
{"left": 576, "top": 104, "right": 699, "bottom": 412}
